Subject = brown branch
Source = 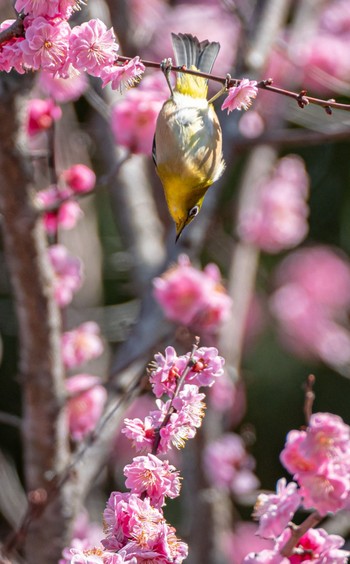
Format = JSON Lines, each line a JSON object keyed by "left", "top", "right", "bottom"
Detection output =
{"left": 116, "top": 56, "right": 350, "bottom": 113}
{"left": 303, "top": 374, "right": 316, "bottom": 425}
{"left": 152, "top": 337, "right": 200, "bottom": 455}
{"left": 0, "top": 74, "right": 73, "bottom": 563}
{"left": 0, "top": 14, "right": 24, "bottom": 43}
{"left": 280, "top": 512, "right": 323, "bottom": 557}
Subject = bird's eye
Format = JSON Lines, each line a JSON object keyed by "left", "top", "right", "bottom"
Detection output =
{"left": 189, "top": 205, "right": 199, "bottom": 218}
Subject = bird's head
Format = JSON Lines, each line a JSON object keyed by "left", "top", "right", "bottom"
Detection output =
{"left": 175, "top": 197, "right": 204, "bottom": 242}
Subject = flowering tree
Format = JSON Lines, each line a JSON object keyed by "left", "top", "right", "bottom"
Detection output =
{"left": 1, "top": 1, "right": 350, "bottom": 563}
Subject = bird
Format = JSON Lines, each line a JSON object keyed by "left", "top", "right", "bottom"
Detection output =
{"left": 153, "top": 33, "right": 225, "bottom": 241}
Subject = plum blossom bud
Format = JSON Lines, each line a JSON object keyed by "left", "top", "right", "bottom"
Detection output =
{"left": 66, "top": 374, "right": 107, "bottom": 441}
{"left": 48, "top": 244, "right": 83, "bottom": 307}
{"left": 36, "top": 185, "right": 82, "bottom": 234}
{"left": 61, "top": 164, "right": 96, "bottom": 194}
{"left": 26, "top": 99, "right": 62, "bottom": 137}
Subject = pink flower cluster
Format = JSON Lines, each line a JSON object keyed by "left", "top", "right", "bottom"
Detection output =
{"left": 238, "top": 155, "right": 309, "bottom": 253}
{"left": 203, "top": 433, "right": 259, "bottom": 496}
{"left": 122, "top": 346, "right": 223, "bottom": 455}
{"left": 270, "top": 246, "right": 350, "bottom": 368}
{"left": 63, "top": 341, "right": 225, "bottom": 562}
{"left": 1, "top": 6, "right": 144, "bottom": 92}
{"left": 246, "top": 412, "right": 350, "bottom": 562}
{"left": 36, "top": 165, "right": 96, "bottom": 235}
{"left": 153, "top": 255, "right": 232, "bottom": 334}
{"left": 102, "top": 492, "right": 187, "bottom": 562}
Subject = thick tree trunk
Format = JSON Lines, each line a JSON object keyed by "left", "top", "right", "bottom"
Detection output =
{"left": 0, "top": 76, "right": 75, "bottom": 563}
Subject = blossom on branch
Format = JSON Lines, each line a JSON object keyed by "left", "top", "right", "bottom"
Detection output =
{"left": 221, "top": 78, "right": 258, "bottom": 113}
{"left": 124, "top": 454, "right": 181, "bottom": 508}
{"left": 100, "top": 57, "right": 145, "bottom": 91}
{"left": 20, "top": 16, "right": 71, "bottom": 73}
{"left": 253, "top": 478, "right": 301, "bottom": 539}
{"left": 69, "top": 19, "right": 119, "bottom": 77}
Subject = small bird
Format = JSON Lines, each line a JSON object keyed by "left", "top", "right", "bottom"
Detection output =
{"left": 153, "top": 33, "right": 225, "bottom": 241}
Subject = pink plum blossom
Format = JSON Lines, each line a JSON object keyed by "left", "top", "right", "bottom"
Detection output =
{"left": 61, "top": 164, "right": 96, "bottom": 194}
{"left": 0, "top": 20, "right": 26, "bottom": 74}
{"left": 36, "top": 185, "right": 82, "bottom": 234}
{"left": 149, "top": 345, "right": 224, "bottom": 398}
{"left": 276, "top": 527, "right": 350, "bottom": 563}
{"left": 253, "top": 478, "right": 301, "bottom": 539}
{"left": 203, "top": 433, "right": 259, "bottom": 495}
{"left": 66, "top": 374, "right": 107, "bottom": 441}
{"left": 69, "top": 19, "right": 118, "bottom": 77}
{"left": 270, "top": 246, "right": 350, "bottom": 366}
{"left": 102, "top": 492, "right": 187, "bottom": 562}
{"left": 297, "top": 466, "right": 349, "bottom": 516}
{"left": 26, "top": 98, "right": 62, "bottom": 137}
{"left": 20, "top": 17, "right": 71, "bottom": 73}
{"left": 62, "top": 322, "right": 104, "bottom": 369}
{"left": 222, "top": 78, "right": 258, "bottom": 113}
{"left": 100, "top": 57, "right": 145, "bottom": 91}
{"left": 48, "top": 244, "right": 83, "bottom": 307}
{"left": 123, "top": 454, "right": 181, "bottom": 508}
{"left": 238, "top": 155, "right": 309, "bottom": 253}
{"left": 153, "top": 255, "right": 232, "bottom": 334}
{"left": 122, "top": 384, "right": 206, "bottom": 454}
{"left": 15, "top": 0, "right": 82, "bottom": 18}
{"left": 111, "top": 73, "right": 168, "bottom": 155}
{"left": 38, "top": 69, "right": 88, "bottom": 103}
{"left": 280, "top": 412, "right": 350, "bottom": 516}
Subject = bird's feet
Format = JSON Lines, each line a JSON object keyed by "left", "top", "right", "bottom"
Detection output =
{"left": 161, "top": 57, "right": 174, "bottom": 96}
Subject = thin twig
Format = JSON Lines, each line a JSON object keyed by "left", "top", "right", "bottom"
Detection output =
{"left": 303, "top": 374, "right": 316, "bottom": 425}
{"left": 152, "top": 337, "right": 200, "bottom": 455}
{"left": 0, "top": 13, "right": 349, "bottom": 115}
{"left": 0, "top": 412, "right": 22, "bottom": 429}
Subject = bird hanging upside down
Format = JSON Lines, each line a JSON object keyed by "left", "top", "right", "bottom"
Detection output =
{"left": 153, "top": 33, "right": 225, "bottom": 241}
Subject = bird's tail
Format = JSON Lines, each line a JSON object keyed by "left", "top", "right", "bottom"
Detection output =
{"left": 171, "top": 33, "right": 220, "bottom": 98}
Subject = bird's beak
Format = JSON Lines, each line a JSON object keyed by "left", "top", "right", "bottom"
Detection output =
{"left": 175, "top": 219, "right": 187, "bottom": 243}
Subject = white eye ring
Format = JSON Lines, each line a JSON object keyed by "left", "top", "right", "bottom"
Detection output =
{"left": 189, "top": 205, "right": 199, "bottom": 218}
